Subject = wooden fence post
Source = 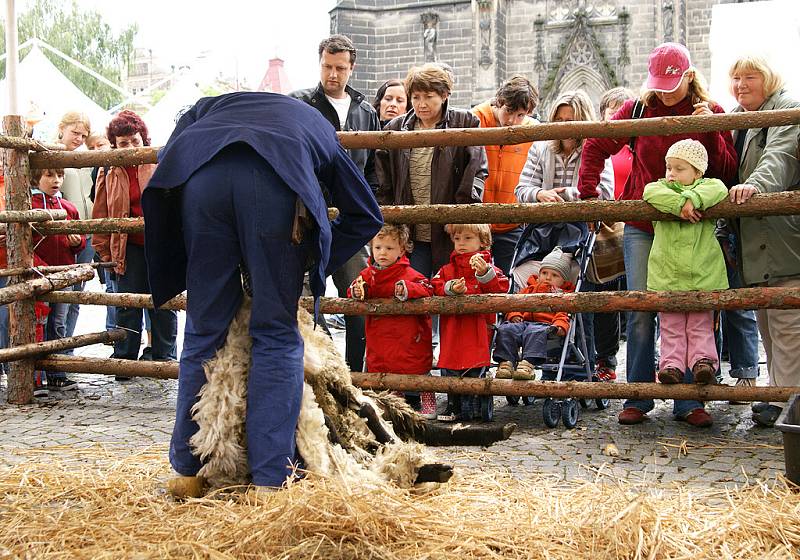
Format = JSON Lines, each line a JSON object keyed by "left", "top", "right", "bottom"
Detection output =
{"left": 2, "top": 115, "right": 35, "bottom": 404}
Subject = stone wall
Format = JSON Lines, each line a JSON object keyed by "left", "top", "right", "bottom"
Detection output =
{"left": 332, "top": 0, "right": 725, "bottom": 115}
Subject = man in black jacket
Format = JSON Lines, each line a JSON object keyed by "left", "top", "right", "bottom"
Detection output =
{"left": 289, "top": 34, "right": 380, "bottom": 372}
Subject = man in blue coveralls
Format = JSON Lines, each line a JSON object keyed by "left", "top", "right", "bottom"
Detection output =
{"left": 141, "top": 92, "right": 383, "bottom": 489}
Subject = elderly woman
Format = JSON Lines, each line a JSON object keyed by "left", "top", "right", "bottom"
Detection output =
{"left": 578, "top": 42, "right": 738, "bottom": 428}
{"left": 725, "top": 56, "right": 800, "bottom": 427}
{"left": 57, "top": 112, "right": 96, "bottom": 338}
{"left": 92, "top": 110, "right": 178, "bottom": 370}
{"left": 372, "top": 79, "right": 408, "bottom": 127}
{"left": 376, "top": 63, "right": 487, "bottom": 278}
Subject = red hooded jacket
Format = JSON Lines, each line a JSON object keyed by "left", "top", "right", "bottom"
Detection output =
{"left": 432, "top": 250, "right": 509, "bottom": 370}
{"left": 30, "top": 190, "right": 85, "bottom": 266}
{"left": 348, "top": 255, "right": 434, "bottom": 375}
{"left": 506, "top": 274, "right": 575, "bottom": 334}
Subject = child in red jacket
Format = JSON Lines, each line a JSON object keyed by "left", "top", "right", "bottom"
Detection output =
{"left": 31, "top": 168, "right": 85, "bottom": 392}
{"left": 493, "top": 247, "right": 575, "bottom": 380}
{"left": 432, "top": 223, "right": 509, "bottom": 421}
{"left": 348, "top": 225, "right": 436, "bottom": 417}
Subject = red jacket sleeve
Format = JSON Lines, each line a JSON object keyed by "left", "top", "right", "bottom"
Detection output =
{"left": 404, "top": 273, "right": 434, "bottom": 299}
{"left": 578, "top": 100, "right": 634, "bottom": 199}
{"left": 431, "top": 265, "right": 451, "bottom": 296}
{"left": 704, "top": 104, "right": 738, "bottom": 186}
{"left": 477, "top": 265, "right": 509, "bottom": 294}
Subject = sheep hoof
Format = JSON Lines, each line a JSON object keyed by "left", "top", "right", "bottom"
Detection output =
{"left": 414, "top": 463, "right": 453, "bottom": 484}
{"left": 167, "top": 475, "right": 207, "bottom": 499}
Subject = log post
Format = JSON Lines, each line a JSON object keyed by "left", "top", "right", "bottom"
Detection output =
{"left": 28, "top": 355, "right": 800, "bottom": 402}
{"left": 37, "top": 286, "right": 800, "bottom": 314}
{"left": 0, "top": 209, "right": 67, "bottom": 223}
{"left": 0, "top": 329, "right": 126, "bottom": 362}
{"left": 0, "top": 261, "right": 115, "bottom": 278}
{"left": 0, "top": 266, "right": 95, "bottom": 306}
{"left": 3, "top": 115, "right": 35, "bottom": 404}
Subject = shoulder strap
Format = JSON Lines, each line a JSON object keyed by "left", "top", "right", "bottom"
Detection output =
{"left": 628, "top": 99, "right": 645, "bottom": 152}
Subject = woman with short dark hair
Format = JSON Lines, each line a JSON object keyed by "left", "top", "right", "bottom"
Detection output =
{"left": 372, "top": 79, "right": 408, "bottom": 127}
{"left": 92, "top": 110, "right": 178, "bottom": 368}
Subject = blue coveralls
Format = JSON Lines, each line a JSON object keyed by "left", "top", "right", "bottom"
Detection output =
{"left": 142, "top": 92, "right": 382, "bottom": 486}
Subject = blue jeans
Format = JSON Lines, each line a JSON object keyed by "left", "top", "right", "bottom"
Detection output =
{"left": 0, "top": 277, "right": 7, "bottom": 374}
{"left": 622, "top": 225, "right": 703, "bottom": 417}
{"left": 491, "top": 226, "right": 523, "bottom": 277}
{"left": 64, "top": 235, "right": 94, "bottom": 338}
{"left": 44, "top": 300, "right": 70, "bottom": 380}
{"left": 114, "top": 243, "right": 178, "bottom": 360}
{"left": 170, "top": 144, "right": 308, "bottom": 486}
{"left": 716, "top": 259, "right": 760, "bottom": 380}
{"left": 103, "top": 270, "right": 118, "bottom": 332}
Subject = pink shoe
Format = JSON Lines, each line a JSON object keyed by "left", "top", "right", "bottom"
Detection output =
{"left": 420, "top": 392, "right": 437, "bottom": 419}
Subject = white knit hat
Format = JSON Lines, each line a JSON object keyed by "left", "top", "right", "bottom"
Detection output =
{"left": 540, "top": 247, "right": 572, "bottom": 281}
{"left": 666, "top": 139, "right": 708, "bottom": 175}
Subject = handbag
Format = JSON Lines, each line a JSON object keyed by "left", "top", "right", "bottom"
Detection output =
{"left": 587, "top": 221, "right": 626, "bottom": 284}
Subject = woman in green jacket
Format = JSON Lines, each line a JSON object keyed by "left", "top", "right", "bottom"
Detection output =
{"left": 643, "top": 139, "right": 728, "bottom": 392}
{"left": 726, "top": 56, "right": 800, "bottom": 427}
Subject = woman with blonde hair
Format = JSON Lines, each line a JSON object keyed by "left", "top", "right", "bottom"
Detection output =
{"left": 56, "top": 111, "right": 96, "bottom": 338}
{"left": 724, "top": 56, "right": 800, "bottom": 427}
{"left": 515, "top": 89, "right": 614, "bottom": 204}
{"left": 577, "top": 42, "right": 738, "bottom": 428}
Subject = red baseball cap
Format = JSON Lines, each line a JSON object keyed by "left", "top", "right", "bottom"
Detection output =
{"left": 646, "top": 42, "right": 692, "bottom": 92}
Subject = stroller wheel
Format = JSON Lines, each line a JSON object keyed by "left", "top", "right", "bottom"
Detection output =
{"left": 562, "top": 398, "right": 579, "bottom": 428}
{"left": 522, "top": 396, "right": 535, "bottom": 406}
{"left": 595, "top": 398, "right": 610, "bottom": 410}
{"left": 578, "top": 398, "right": 590, "bottom": 409}
{"left": 481, "top": 395, "right": 494, "bottom": 422}
{"left": 506, "top": 396, "right": 520, "bottom": 406}
{"left": 542, "top": 398, "right": 561, "bottom": 428}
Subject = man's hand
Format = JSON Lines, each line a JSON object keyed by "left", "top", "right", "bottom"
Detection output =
{"left": 729, "top": 184, "right": 759, "bottom": 205}
{"left": 469, "top": 253, "right": 489, "bottom": 276}
{"left": 680, "top": 199, "right": 702, "bottom": 223}
{"left": 536, "top": 188, "right": 567, "bottom": 203}
{"left": 67, "top": 234, "right": 82, "bottom": 247}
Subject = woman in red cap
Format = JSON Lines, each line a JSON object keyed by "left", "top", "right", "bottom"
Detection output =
{"left": 577, "top": 42, "right": 738, "bottom": 428}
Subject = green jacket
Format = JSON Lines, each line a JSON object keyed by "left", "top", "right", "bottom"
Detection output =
{"left": 734, "top": 89, "right": 800, "bottom": 285}
{"left": 643, "top": 178, "right": 729, "bottom": 292}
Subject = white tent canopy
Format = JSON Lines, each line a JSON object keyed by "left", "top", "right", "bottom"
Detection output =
{"left": 0, "top": 44, "right": 110, "bottom": 142}
{"left": 144, "top": 71, "right": 205, "bottom": 145}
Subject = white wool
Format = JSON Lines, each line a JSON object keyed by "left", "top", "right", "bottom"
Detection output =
{"left": 190, "top": 300, "right": 437, "bottom": 490}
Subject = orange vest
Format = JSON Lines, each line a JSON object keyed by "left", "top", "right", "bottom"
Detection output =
{"left": 472, "top": 101, "right": 536, "bottom": 233}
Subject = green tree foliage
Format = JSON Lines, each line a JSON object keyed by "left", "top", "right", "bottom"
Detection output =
{"left": 0, "top": 0, "right": 138, "bottom": 109}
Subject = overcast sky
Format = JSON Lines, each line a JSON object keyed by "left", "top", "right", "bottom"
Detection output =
{"left": 71, "top": 0, "right": 338, "bottom": 90}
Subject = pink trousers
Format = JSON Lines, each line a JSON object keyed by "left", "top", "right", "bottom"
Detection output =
{"left": 658, "top": 311, "right": 718, "bottom": 371}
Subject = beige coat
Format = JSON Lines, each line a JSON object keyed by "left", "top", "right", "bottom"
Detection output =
{"left": 91, "top": 164, "right": 156, "bottom": 275}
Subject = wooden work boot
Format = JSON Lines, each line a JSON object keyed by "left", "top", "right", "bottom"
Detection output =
{"left": 167, "top": 475, "right": 207, "bottom": 500}
{"left": 512, "top": 360, "right": 535, "bottom": 380}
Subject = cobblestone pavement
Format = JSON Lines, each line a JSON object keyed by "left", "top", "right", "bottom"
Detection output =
{"left": 0, "top": 280, "right": 787, "bottom": 486}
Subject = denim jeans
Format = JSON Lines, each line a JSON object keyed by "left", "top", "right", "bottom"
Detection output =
{"left": 622, "top": 225, "right": 703, "bottom": 416}
{"left": 583, "top": 277, "right": 623, "bottom": 368}
{"left": 114, "top": 243, "right": 178, "bottom": 361}
{"left": 102, "top": 269, "right": 118, "bottom": 332}
{"left": 715, "top": 259, "right": 760, "bottom": 379}
{"left": 0, "top": 277, "right": 7, "bottom": 375}
{"left": 491, "top": 226, "right": 523, "bottom": 277}
{"left": 64, "top": 235, "right": 94, "bottom": 338}
{"left": 44, "top": 301, "right": 70, "bottom": 380}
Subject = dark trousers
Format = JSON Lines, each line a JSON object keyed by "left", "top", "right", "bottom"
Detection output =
{"left": 114, "top": 243, "right": 178, "bottom": 360}
{"left": 585, "top": 277, "right": 623, "bottom": 368}
{"left": 330, "top": 249, "right": 368, "bottom": 372}
{"left": 170, "top": 145, "right": 309, "bottom": 487}
{"left": 490, "top": 226, "right": 523, "bottom": 277}
{"left": 492, "top": 321, "right": 550, "bottom": 364}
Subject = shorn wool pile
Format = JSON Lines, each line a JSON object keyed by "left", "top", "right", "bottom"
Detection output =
{"left": 186, "top": 298, "right": 515, "bottom": 492}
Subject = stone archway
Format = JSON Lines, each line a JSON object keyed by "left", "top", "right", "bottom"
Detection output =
{"left": 558, "top": 65, "right": 610, "bottom": 114}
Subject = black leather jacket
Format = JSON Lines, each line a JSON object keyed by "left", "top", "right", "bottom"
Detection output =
{"left": 288, "top": 83, "right": 380, "bottom": 192}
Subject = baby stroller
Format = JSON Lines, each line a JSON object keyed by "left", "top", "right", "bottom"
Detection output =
{"left": 501, "top": 221, "right": 610, "bottom": 428}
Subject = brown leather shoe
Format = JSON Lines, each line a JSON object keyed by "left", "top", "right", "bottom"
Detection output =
{"left": 618, "top": 407, "right": 647, "bottom": 425}
{"left": 692, "top": 359, "right": 717, "bottom": 385}
{"left": 657, "top": 367, "right": 683, "bottom": 384}
{"left": 680, "top": 407, "right": 713, "bottom": 428}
